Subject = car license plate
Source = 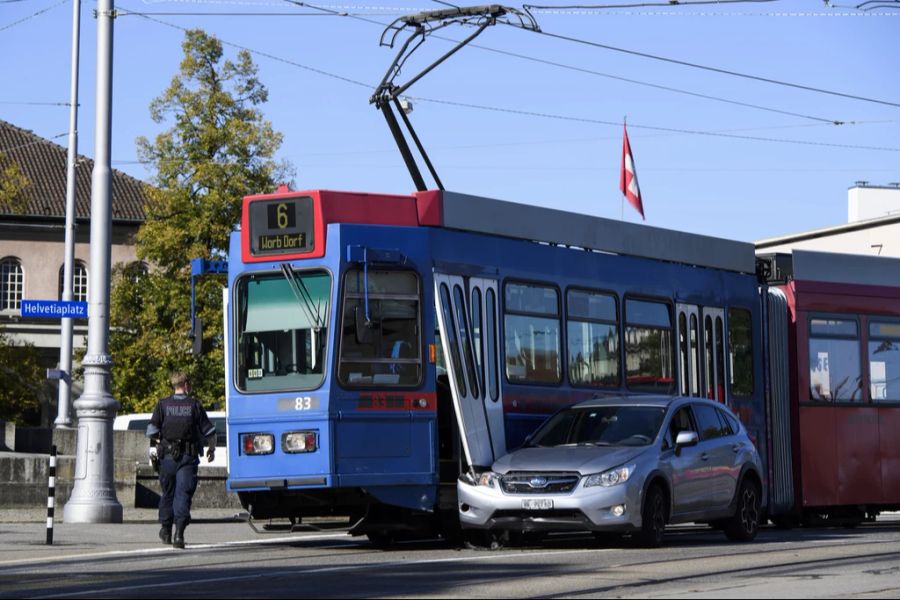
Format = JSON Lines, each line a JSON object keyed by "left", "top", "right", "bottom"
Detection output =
{"left": 522, "top": 499, "right": 553, "bottom": 510}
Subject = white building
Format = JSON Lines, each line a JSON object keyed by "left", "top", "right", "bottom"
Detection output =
{"left": 756, "top": 183, "right": 900, "bottom": 258}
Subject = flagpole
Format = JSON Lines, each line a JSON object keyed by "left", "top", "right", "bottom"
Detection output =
{"left": 621, "top": 116, "right": 626, "bottom": 221}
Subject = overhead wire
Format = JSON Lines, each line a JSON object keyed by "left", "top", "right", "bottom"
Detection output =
{"left": 0, "top": 0, "right": 68, "bottom": 33}
{"left": 117, "top": 4, "right": 900, "bottom": 155}
{"left": 408, "top": 96, "right": 900, "bottom": 151}
{"left": 527, "top": 27, "right": 900, "bottom": 109}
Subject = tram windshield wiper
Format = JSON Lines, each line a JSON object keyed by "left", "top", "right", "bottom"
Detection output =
{"left": 280, "top": 264, "right": 325, "bottom": 332}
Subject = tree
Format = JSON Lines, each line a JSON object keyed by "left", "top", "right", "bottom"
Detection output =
{"left": 110, "top": 29, "right": 292, "bottom": 412}
{"left": 0, "top": 152, "right": 31, "bottom": 215}
{"left": 0, "top": 330, "right": 45, "bottom": 424}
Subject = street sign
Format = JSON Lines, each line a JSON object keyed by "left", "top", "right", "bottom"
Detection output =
{"left": 20, "top": 300, "right": 88, "bottom": 319}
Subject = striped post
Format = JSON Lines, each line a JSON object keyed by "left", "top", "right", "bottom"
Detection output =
{"left": 47, "top": 445, "right": 56, "bottom": 545}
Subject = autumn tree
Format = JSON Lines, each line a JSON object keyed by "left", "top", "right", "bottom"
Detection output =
{"left": 0, "top": 152, "right": 31, "bottom": 214}
{"left": 110, "top": 29, "right": 292, "bottom": 412}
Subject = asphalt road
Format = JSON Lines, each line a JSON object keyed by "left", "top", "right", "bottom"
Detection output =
{"left": 1, "top": 514, "right": 899, "bottom": 598}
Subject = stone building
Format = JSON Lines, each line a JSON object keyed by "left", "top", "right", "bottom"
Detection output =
{"left": 0, "top": 119, "right": 146, "bottom": 424}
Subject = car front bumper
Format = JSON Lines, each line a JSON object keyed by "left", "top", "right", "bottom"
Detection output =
{"left": 457, "top": 478, "right": 644, "bottom": 533}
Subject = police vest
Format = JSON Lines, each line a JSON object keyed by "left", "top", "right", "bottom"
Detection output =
{"left": 158, "top": 394, "right": 201, "bottom": 443}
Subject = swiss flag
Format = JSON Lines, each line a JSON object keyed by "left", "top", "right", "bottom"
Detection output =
{"left": 620, "top": 123, "right": 644, "bottom": 220}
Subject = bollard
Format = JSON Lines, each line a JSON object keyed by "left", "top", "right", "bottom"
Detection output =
{"left": 47, "top": 445, "right": 56, "bottom": 545}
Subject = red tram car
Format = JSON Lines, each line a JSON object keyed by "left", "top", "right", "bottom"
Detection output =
{"left": 762, "top": 250, "right": 900, "bottom": 526}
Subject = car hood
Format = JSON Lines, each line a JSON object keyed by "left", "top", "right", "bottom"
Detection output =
{"left": 492, "top": 445, "right": 650, "bottom": 476}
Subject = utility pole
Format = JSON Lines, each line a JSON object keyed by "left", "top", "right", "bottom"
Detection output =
{"left": 63, "top": 0, "right": 122, "bottom": 523}
{"left": 55, "top": 0, "right": 82, "bottom": 430}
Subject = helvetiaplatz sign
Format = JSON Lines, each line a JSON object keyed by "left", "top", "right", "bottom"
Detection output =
{"left": 20, "top": 300, "right": 88, "bottom": 319}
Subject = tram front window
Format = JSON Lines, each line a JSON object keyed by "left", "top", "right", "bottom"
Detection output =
{"left": 338, "top": 269, "right": 422, "bottom": 387}
{"left": 235, "top": 269, "right": 330, "bottom": 392}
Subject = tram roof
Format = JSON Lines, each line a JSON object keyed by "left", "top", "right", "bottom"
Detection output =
{"left": 784, "top": 250, "right": 900, "bottom": 288}
{"left": 428, "top": 191, "right": 757, "bottom": 275}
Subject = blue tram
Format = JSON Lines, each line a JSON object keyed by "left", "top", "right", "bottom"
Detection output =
{"left": 224, "top": 187, "right": 768, "bottom": 538}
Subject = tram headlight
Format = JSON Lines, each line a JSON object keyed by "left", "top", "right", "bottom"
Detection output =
{"left": 241, "top": 433, "right": 275, "bottom": 455}
{"left": 283, "top": 431, "right": 318, "bottom": 453}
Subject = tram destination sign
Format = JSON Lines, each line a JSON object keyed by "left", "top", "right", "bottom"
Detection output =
{"left": 21, "top": 300, "right": 88, "bottom": 319}
{"left": 248, "top": 196, "right": 315, "bottom": 257}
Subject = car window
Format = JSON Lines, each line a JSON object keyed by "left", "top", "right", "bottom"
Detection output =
{"left": 211, "top": 417, "right": 227, "bottom": 447}
{"left": 531, "top": 406, "right": 665, "bottom": 447}
{"left": 717, "top": 409, "right": 738, "bottom": 436}
{"left": 666, "top": 406, "right": 696, "bottom": 448}
{"left": 693, "top": 404, "right": 725, "bottom": 440}
{"left": 127, "top": 419, "right": 149, "bottom": 431}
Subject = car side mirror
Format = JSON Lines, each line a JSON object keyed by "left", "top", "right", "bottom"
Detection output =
{"left": 674, "top": 431, "right": 700, "bottom": 454}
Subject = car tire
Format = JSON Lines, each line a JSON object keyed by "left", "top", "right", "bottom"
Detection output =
{"left": 636, "top": 485, "right": 667, "bottom": 548}
{"left": 725, "top": 479, "right": 761, "bottom": 542}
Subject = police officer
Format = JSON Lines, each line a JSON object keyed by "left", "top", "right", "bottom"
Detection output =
{"left": 146, "top": 372, "right": 216, "bottom": 549}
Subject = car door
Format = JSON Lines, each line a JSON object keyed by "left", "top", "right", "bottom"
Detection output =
{"left": 666, "top": 405, "right": 708, "bottom": 517}
{"left": 691, "top": 403, "right": 735, "bottom": 510}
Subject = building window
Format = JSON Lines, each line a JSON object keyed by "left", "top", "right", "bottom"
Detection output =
{"left": 0, "top": 257, "right": 24, "bottom": 311}
{"left": 58, "top": 260, "right": 88, "bottom": 302}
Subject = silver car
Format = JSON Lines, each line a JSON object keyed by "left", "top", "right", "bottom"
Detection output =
{"left": 458, "top": 396, "right": 765, "bottom": 547}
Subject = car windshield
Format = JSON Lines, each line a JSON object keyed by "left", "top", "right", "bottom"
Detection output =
{"left": 529, "top": 405, "right": 667, "bottom": 448}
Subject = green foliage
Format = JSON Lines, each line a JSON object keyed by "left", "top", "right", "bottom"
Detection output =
{"left": 110, "top": 29, "right": 291, "bottom": 413}
{"left": 0, "top": 152, "right": 31, "bottom": 214}
{"left": 0, "top": 331, "right": 44, "bottom": 424}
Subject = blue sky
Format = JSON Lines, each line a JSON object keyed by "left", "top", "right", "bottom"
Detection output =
{"left": 1, "top": 0, "right": 898, "bottom": 242}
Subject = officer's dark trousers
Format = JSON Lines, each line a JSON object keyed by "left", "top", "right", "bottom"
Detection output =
{"left": 158, "top": 454, "right": 199, "bottom": 526}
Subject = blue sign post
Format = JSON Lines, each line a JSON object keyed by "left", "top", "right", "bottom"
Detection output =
{"left": 20, "top": 300, "right": 89, "bottom": 319}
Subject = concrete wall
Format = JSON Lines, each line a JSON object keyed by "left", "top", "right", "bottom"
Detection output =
{"left": 0, "top": 426, "right": 240, "bottom": 511}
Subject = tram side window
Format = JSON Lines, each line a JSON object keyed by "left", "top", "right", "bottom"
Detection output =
{"left": 624, "top": 299, "right": 675, "bottom": 394}
{"left": 338, "top": 269, "right": 422, "bottom": 387}
{"left": 235, "top": 270, "right": 330, "bottom": 393}
{"left": 808, "top": 317, "right": 862, "bottom": 403}
{"left": 567, "top": 289, "right": 620, "bottom": 388}
{"left": 728, "top": 308, "right": 754, "bottom": 397}
{"left": 869, "top": 321, "right": 900, "bottom": 402}
{"left": 504, "top": 282, "right": 561, "bottom": 384}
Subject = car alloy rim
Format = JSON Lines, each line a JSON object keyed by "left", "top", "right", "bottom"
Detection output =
{"left": 652, "top": 492, "right": 665, "bottom": 539}
{"left": 740, "top": 486, "right": 759, "bottom": 533}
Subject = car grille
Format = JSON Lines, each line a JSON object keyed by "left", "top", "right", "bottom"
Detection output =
{"left": 500, "top": 472, "right": 580, "bottom": 495}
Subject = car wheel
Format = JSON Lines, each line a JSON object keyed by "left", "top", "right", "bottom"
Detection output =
{"left": 464, "top": 530, "right": 504, "bottom": 550}
{"left": 637, "top": 485, "right": 667, "bottom": 548}
{"left": 725, "top": 479, "right": 761, "bottom": 542}
{"left": 366, "top": 532, "right": 396, "bottom": 549}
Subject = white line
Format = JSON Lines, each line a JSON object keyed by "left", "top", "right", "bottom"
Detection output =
{"left": 34, "top": 547, "right": 611, "bottom": 598}
{"left": 0, "top": 532, "right": 349, "bottom": 568}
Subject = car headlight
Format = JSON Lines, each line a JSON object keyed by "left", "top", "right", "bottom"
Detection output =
{"left": 476, "top": 472, "right": 501, "bottom": 488}
{"left": 584, "top": 464, "right": 635, "bottom": 488}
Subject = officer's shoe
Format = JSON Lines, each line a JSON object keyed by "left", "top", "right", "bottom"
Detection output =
{"left": 159, "top": 524, "right": 172, "bottom": 545}
{"left": 173, "top": 521, "right": 187, "bottom": 549}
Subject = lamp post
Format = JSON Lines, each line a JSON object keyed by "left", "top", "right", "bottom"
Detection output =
{"left": 62, "top": 0, "right": 122, "bottom": 523}
{"left": 55, "top": 0, "right": 82, "bottom": 430}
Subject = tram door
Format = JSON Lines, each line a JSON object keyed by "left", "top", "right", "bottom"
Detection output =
{"left": 434, "top": 274, "right": 505, "bottom": 469}
{"left": 676, "top": 305, "right": 702, "bottom": 397}
{"left": 702, "top": 308, "right": 726, "bottom": 402}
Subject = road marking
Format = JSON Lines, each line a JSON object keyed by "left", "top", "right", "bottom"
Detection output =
{"left": 32, "top": 547, "right": 612, "bottom": 598}
{"left": 0, "top": 532, "right": 350, "bottom": 569}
